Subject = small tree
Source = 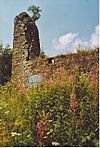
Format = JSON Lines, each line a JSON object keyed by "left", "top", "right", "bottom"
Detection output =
{"left": 0, "top": 41, "right": 3, "bottom": 53}
{"left": 27, "top": 5, "right": 42, "bottom": 22}
{"left": 40, "top": 50, "right": 46, "bottom": 58}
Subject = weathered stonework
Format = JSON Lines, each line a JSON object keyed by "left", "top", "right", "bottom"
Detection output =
{"left": 31, "top": 49, "right": 99, "bottom": 78}
{"left": 12, "top": 12, "right": 99, "bottom": 87}
{"left": 12, "top": 12, "right": 40, "bottom": 85}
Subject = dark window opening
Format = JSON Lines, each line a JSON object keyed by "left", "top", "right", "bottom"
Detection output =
{"left": 48, "top": 58, "right": 54, "bottom": 64}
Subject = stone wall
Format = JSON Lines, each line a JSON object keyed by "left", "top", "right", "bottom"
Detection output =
{"left": 12, "top": 12, "right": 40, "bottom": 85}
{"left": 31, "top": 49, "right": 99, "bottom": 78}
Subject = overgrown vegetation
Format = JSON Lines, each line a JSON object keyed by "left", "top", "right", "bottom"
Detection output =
{"left": 0, "top": 59, "right": 99, "bottom": 146}
{"left": 39, "top": 50, "right": 47, "bottom": 58}
{"left": 27, "top": 4, "right": 42, "bottom": 22}
{"left": 0, "top": 43, "right": 12, "bottom": 85}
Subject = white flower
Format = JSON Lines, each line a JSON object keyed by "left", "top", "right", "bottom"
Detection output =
{"left": 11, "top": 132, "right": 21, "bottom": 137}
{"left": 0, "top": 107, "right": 3, "bottom": 110}
{"left": 47, "top": 129, "right": 53, "bottom": 135}
{"left": 5, "top": 111, "right": 10, "bottom": 115}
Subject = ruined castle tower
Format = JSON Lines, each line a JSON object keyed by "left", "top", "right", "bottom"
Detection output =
{"left": 12, "top": 12, "right": 40, "bottom": 85}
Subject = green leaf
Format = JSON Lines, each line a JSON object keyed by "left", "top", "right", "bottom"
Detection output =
{"left": 52, "top": 141, "right": 60, "bottom": 146}
{"left": 86, "top": 136, "right": 91, "bottom": 140}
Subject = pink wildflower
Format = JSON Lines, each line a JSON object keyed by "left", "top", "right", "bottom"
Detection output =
{"left": 36, "top": 120, "right": 47, "bottom": 140}
{"left": 59, "top": 65, "right": 66, "bottom": 78}
{"left": 70, "top": 92, "right": 79, "bottom": 111}
{"left": 44, "top": 68, "right": 51, "bottom": 78}
{"left": 69, "top": 75, "right": 76, "bottom": 83}
{"left": 90, "top": 74, "right": 98, "bottom": 87}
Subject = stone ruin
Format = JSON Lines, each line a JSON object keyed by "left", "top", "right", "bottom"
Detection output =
{"left": 13, "top": 12, "right": 40, "bottom": 59}
{"left": 12, "top": 12, "right": 41, "bottom": 85}
{"left": 12, "top": 12, "right": 99, "bottom": 88}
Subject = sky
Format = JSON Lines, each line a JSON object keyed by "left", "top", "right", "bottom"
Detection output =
{"left": 0, "top": 0, "right": 99, "bottom": 56}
